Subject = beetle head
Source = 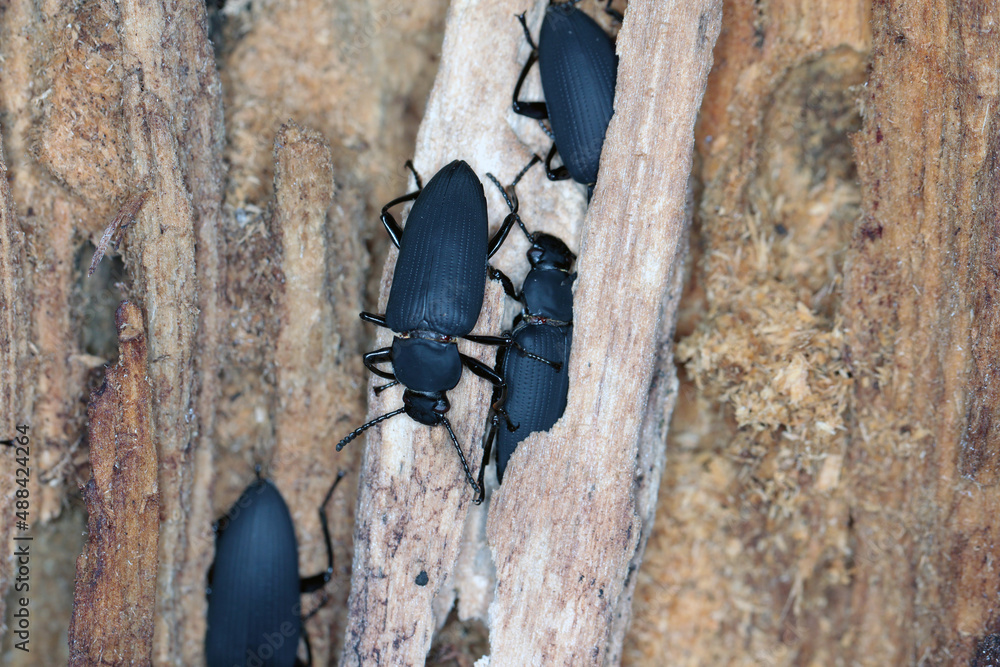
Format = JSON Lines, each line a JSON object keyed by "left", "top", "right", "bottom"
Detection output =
{"left": 527, "top": 233, "right": 576, "bottom": 272}
{"left": 402, "top": 390, "right": 450, "bottom": 426}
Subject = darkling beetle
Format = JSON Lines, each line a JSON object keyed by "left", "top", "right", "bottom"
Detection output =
{"left": 513, "top": 0, "right": 620, "bottom": 198}
{"left": 336, "top": 159, "right": 557, "bottom": 502}
{"left": 475, "top": 171, "right": 576, "bottom": 502}
{"left": 205, "top": 471, "right": 345, "bottom": 667}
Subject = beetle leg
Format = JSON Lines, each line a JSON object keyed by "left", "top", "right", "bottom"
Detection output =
{"left": 544, "top": 143, "right": 572, "bottom": 181}
{"left": 359, "top": 311, "right": 390, "bottom": 329}
{"left": 462, "top": 333, "right": 510, "bottom": 348}
{"left": 299, "top": 470, "right": 346, "bottom": 593}
{"left": 487, "top": 212, "right": 520, "bottom": 259}
{"left": 487, "top": 265, "right": 520, "bottom": 301}
{"left": 604, "top": 0, "right": 624, "bottom": 23}
{"left": 403, "top": 159, "right": 423, "bottom": 189}
{"left": 516, "top": 11, "right": 538, "bottom": 50}
{"left": 380, "top": 189, "right": 420, "bottom": 248}
{"left": 363, "top": 348, "right": 398, "bottom": 380}
{"left": 462, "top": 337, "right": 562, "bottom": 371}
{"left": 513, "top": 341, "right": 564, "bottom": 371}
{"left": 512, "top": 46, "right": 549, "bottom": 120}
{"left": 460, "top": 352, "right": 507, "bottom": 388}
{"left": 294, "top": 629, "right": 314, "bottom": 667}
{"left": 475, "top": 407, "right": 500, "bottom": 505}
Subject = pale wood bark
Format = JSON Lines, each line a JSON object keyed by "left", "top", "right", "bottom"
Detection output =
{"left": 342, "top": 1, "right": 718, "bottom": 664}
{"left": 68, "top": 301, "right": 159, "bottom": 666}
{"left": 338, "top": 0, "right": 582, "bottom": 660}
{"left": 486, "top": 2, "right": 719, "bottom": 664}
{"left": 115, "top": 0, "right": 227, "bottom": 655}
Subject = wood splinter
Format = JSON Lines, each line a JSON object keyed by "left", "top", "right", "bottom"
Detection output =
{"left": 88, "top": 191, "right": 150, "bottom": 277}
{"left": 67, "top": 301, "right": 159, "bottom": 666}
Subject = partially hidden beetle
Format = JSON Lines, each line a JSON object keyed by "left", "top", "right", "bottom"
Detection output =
{"left": 205, "top": 471, "right": 344, "bottom": 667}
{"left": 475, "top": 172, "right": 577, "bottom": 502}
{"left": 336, "top": 159, "right": 556, "bottom": 502}
{"left": 512, "top": 0, "right": 619, "bottom": 198}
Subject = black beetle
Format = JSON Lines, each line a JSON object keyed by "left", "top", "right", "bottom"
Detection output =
{"left": 205, "top": 471, "right": 344, "bottom": 667}
{"left": 512, "top": 0, "right": 619, "bottom": 197}
{"left": 475, "top": 173, "right": 577, "bottom": 501}
{"left": 336, "top": 159, "right": 550, "bottom": 501}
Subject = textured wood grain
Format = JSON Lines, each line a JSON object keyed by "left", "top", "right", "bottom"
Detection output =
{"left": 268, "top": 122, "right": 368, "bottom": 665}
{"left": 338, "top": 1, "right": 578, "bottom": 661}
{"left": 67, "top": 302, "right": 158, "bottom": 666}
{"left": 115, "top": 0, "right": 226, "bottom": 659}
{"left": 843, "top": 1, "right": 1000, "bottom": 663}
{"left": 486, "top": 2, "right": 720, "bottom": 664}
{"left": 624, "top": 0, "right": 871, "bottom": 663}
{"left": 0, "top": 129, "right": 31, "bottom": 662}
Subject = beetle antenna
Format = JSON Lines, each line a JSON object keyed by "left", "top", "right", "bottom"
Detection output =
{"left": 441, "top": 417, "right": 481, "bottom": 498}
{"left": 512, "top": 154, "right": 541, "bottom": 186}
{"left": 374, "top": 380, "right": 399, "bottom": 395}
{"left": 336, "top": 408, "right": 406, "bottom": 451}
{"left": 511, "top": 340, "right": 563, "bottom": 371}
{"left": 317, "top": 470, "right": 346, "bottom": 583}
{"left": 486, "top": 169, "right": 535, "bottom": 243}
{"left": 485, "top": 172, "right": 516, "bottom": 213}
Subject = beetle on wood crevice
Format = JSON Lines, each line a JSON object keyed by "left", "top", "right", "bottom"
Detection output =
{"left": 205, "top": 471, "right": 345, "bottom": 667}
{"left": 512, "top": 0, "right": 620, "bottom": 199}
{"left": 475, "top": 171, "right": 577, "bottom": 502}
{"left": 336, "top": 159, "right": 556, "bottom": 502}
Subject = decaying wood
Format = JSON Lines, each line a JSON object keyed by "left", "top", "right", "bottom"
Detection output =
{"left": 0, "top": 129, "right": 32, "bottom": 660}
{"left": 267, "top": 122, "right": 368, "bottom": 664}
{"left": 842, "top": 1, "right": 1000, "bottom": 663}
{"left": 339, "top": 0, "right": 583, "bottom": 660}
{"left": 0, "top": 0, "right": 117, "bottom": 522}
{"left": 604, "top": 209, "right": 690, "bottom": 666}
{"left": 67, "top": 301, "right": 158, "bottom": 666}
{"left": 342, "top": 0, "right": 717, "bottom": 663}
{"left": 485, "top": 2, "right": 720, "bottom": 664}
{"left": 13, "top": 0, "right": 1000, "bottom": 663}
{"left": 114, "top": 0, "right": 226, "bottom": 661}
{"left": 628, "top": 1, "right": 870, "bottom": 664}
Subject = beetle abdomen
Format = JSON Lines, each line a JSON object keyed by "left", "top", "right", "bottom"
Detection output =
{"left": 537, "top": 4, "right": 617, "bottom": 186}
{"left": 206, "top": 480, "right": 301, "bottom": 667}
{"left": 496, "top": 322, "right": 573, "bottom": 482}
{"left": 386, "top": 160, "right": 489, "bottom": 336}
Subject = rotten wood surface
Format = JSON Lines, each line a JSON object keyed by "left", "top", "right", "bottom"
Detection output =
{"left": 67, "top": 301, "right": 158, "bottom": 666}
{"left": 8, "top": 0, "right": 1000, "bottom": 664}
{"left": 628, "top": 0, "right": 870, "bottom": 664}
{"left": 267, "top": 122, "right": 368, "bottom": 663}
{"left": 0, "top": 129, "right": 32, "bottom": 661}
{"left": 486, "top": 2, "right": 719, "bottom": 664}
{"left": 341, "top": 0, "right": 718, "bottom": 664}
{"left": 842, "top": 2, "right": 1000, "bottom": 663}
{"left": 339, "top": 1, "right": 578, "bottom": 661}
